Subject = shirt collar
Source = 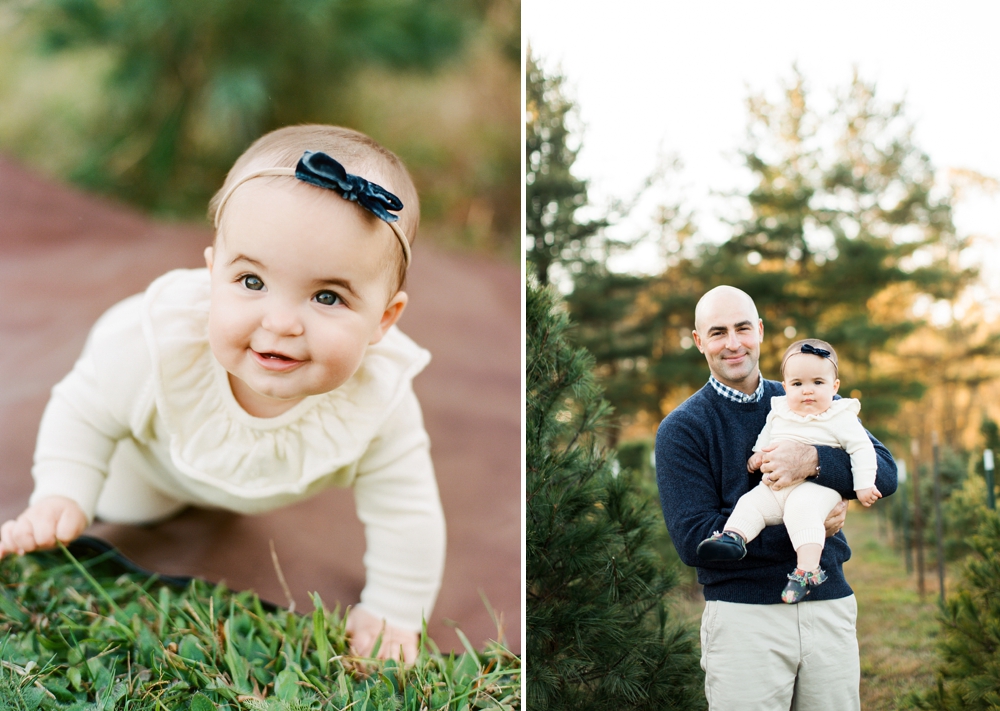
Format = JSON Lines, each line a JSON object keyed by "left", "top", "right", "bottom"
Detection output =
{"left": 709, "top": 374, "right": 764, "bottom": 404}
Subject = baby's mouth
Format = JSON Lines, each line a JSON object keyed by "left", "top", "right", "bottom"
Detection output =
{"left": 251, "top": 349, "right": 303, "bottom": 370}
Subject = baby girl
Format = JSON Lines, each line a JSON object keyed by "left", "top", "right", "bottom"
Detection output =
{"left": 697, "top": 338, "right": 881, "bottom": 603}
{"left": 0, "top": 124, "right": 445, "bottom": 662}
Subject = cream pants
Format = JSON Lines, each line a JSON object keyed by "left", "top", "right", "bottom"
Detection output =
{"left": 700, "top": 596, "right": 860, "bottom": 711}
{"left": 726, "top": 480, "right": 843, "bottom": 551}
{"left": 94, "top": 439, "right": 188, "bottom": 525}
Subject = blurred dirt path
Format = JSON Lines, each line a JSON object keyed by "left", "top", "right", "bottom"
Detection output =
{"left": 0, "top": 156, "right": 521, "bottom": 654}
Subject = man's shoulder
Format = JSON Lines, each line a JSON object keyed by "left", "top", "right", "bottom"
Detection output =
{"left": 762, "top": 378, "right": 783, "bottom": 395}
{"left": 656, "top": 385, "right": 718, "bottom": 445}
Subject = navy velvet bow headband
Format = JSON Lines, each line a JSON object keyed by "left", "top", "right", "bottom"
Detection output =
{"left": 800, "top": 343, "right": 831, "bottom": 358}
{"left": 295, "top": 150, "right": 404, "bottom": 224}
{"left": 213, "top": 150, "right": 412, "bottom": 267}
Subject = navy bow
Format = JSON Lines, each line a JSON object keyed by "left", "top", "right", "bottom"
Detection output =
{"left": 295, "top": 151, "right": 403, "bottom": 223}
{"left": 801, "top": 343, "right": 831, "bottom": 358}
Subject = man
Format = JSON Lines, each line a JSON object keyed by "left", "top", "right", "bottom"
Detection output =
{"left": 655, "top": 285, "right": 897, "bottom": 710}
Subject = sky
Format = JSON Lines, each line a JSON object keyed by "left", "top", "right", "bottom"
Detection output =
{"left": 526, "top": 0, "right": 1000, "bottom": 301}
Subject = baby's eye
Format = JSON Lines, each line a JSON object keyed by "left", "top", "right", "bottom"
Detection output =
{"left": 315, "top": 290, "right": 341, "bottom": 306}
{"left": 241, "top": 274, "right": 264, "bottom": 291}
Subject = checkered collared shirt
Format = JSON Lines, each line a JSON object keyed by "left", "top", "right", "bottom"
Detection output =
{"left": 708, "top": 374, "right": 765, "bottom": 404}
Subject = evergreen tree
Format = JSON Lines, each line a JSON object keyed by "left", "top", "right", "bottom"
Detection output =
{"left": 568, "top": 68, "right": 977, "bottom": 443}
{"left": 906, "top": 511, "right": 1000, "bottom": 710}
{"left": 526, "top": 281, "right": 704, "bottom": 711}
{"left": 525, "top": 50, "right": 605, "bottom": 285}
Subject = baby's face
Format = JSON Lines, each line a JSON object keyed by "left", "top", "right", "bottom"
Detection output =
{"left": 781, "top": 354, "right": 840, "bottom": 417}
{"left": 206, "top": 180, "right": 406, "bottom": 417}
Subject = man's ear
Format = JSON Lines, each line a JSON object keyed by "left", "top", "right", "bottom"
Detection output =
{"left": 204, "top": 246, "right": 214, "bottom": 272}
{"left": 369, "top": 291, "right": 409, "bottom": 345}
{"left": 691, "top": 329, "right": 704, "bottom": 353}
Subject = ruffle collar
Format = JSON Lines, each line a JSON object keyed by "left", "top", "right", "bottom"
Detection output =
{"left": 770, "top": 395, "right": 860, "bottom": 422}
{"left": 140, "top": 269, "right": 430, "bottom": 498}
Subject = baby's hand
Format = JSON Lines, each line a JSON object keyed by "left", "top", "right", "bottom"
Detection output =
{"left": 346, "top": 606, "right": 418, "bottom": 663}
{"left": 0, "top": 496, "right": 88, "bottom": 559}
{"left": 747, "top": 451, "right": 764, "bottom": 473}
{"left": 856, "top": 486, "right": 882, "bottom": 507}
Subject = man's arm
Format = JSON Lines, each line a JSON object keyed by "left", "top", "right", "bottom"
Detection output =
{"left": 655, "top": 413, "right": 797, "bottom": 568}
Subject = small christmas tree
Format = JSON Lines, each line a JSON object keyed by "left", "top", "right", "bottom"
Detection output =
{"left": 907, "top": 511, "right": 1000, "bottom": 710}
{"left": 526, "top": 282, "right": 704, "bottom": 711}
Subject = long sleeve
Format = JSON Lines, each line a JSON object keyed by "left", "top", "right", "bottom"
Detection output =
{"left": 31, "top": 295, "right": 150, "bottom": 523}
{"left": 352, "top": 389, "right": 446, "bottom": 632}
{"left": 657, "top": 404, "right": 796, "bottom": 570}
{"left": 752, "top": 410, "right": 776, "bottom": 452}
{"left": 813, "top": 420, "right": 895, "bottom": 500}
{"left": 833, "top": 411, "right": 879, "bottom": 491}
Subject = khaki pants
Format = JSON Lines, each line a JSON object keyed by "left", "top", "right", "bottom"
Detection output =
{"left": 700, "top": 596, "right": 860, "bottom": 711}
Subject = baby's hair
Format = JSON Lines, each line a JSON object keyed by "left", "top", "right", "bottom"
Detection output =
{"left": 780, "top": 338, "right": 839, "bottom": 379}
{"left": 209, "top": 125, "right": 419, "bottom": 294}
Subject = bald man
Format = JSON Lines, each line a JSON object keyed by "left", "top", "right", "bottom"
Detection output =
{"left": 655, "top": 286, "right": 897, "bottom": 711}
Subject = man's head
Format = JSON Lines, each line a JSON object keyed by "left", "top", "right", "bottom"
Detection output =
{"left": 692, "top": 285, "right": 764, "bottom": 394}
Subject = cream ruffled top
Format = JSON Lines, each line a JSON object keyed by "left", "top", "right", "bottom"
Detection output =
{"left": 31, "top": 269, "right": 445, "bottom": 630}
{"left": 753, "top": 396, "right": 877, "bottom": 490}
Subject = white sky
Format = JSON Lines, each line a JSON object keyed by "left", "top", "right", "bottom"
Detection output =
{"left": 526, "top": 0, "right": 1000, "bottom": 298}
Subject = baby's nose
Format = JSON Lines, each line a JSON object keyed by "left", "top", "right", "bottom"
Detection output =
{"left": 262, "top": 302, "right": 304, "bottom": 336}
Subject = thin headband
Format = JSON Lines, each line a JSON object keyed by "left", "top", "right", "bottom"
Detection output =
{"left": 781, "top": 341, "right": 839, "bottom": 377}
{"left": 213, "top": 151, "right": 411, "bottom": 268}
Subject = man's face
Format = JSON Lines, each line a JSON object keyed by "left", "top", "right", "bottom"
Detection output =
{"left": 692, "top": 291, "right": 763, "bottom": 393}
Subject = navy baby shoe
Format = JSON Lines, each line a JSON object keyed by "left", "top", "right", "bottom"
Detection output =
{"left": 697, "top": 530, "right": 747, "bottom": 561}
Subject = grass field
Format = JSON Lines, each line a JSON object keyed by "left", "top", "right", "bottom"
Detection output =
{"left": 667, "top": 505, "right": 948, "bottom": 710}
{"left": 0, "top": 545, "right": 520, "bottom": 709}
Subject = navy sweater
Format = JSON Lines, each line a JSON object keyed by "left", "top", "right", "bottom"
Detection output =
{"left": 655, "top": 379, "right": 898, "bottom": 604}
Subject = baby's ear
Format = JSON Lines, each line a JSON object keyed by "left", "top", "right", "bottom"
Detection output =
{"left": 833, "top": 378, "right": 841, "bottom": 393}
{"left": 204, "top": 246, "right": 215, "bottom": 272}
{"left": 369, "top": 291, "right": 408, "bottom": 345}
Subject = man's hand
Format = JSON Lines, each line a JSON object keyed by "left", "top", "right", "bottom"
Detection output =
{"left": 759, "top": 441, "right": 818, "bottom": 491}
{"left": 824, "top": 499, "right": 848, "bottom": 537}
{"left": 0, "top": 497, "right": 88, "bottom": 559}
{"left": 346, "top": 606, "right": 418, "bottom": 663}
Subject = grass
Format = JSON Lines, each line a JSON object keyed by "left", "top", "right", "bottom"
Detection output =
{"left": 665, "top": 505, "right": 950, "bottom": 710}
{"left": 0, "top": 545, "right": 519, "bottom": 710}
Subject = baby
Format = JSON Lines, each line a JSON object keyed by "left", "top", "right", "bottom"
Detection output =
{"left": 0, "top": 125, "right": 445, "bottom": 662}
{"left": 697, "top": 338, "right": 881, "bottom": 603}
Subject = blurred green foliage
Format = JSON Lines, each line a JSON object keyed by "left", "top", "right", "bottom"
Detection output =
{"left": 0, "top": 0, "right": 519, "bottom": 256}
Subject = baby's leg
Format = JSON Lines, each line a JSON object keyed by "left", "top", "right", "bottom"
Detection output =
{"left": 725, "top": 482, "right": 785, "bottom": 544}
{"left": 782, "top": 482, "right": 843, "bottom": 571}
{"left": 95, "top": 439, "right": 187, "bottom": 525}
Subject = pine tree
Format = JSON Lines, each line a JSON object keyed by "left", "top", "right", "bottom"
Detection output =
{"left": 566, "top": 67, "right": 979, "bottom": 443}
{"left": 526, "top": 281, "right": 704, "bottom": 711}
{"left": 525, "top": 50, "right": 605, "bottom": 285}
{"left": 906, "top": 511, "right": 1000, "bottom": 710}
